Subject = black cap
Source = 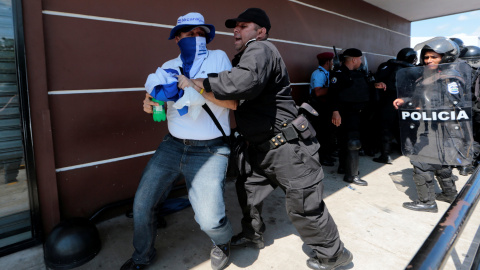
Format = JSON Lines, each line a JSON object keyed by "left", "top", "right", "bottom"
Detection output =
{"left": 225, "top": 8, "right": 271, "bottom": 33}
{"left": 342, "top": 48, "right": 363, "bottom": 57}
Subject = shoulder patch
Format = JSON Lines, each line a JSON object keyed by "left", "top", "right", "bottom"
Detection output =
{"left": 447, "top": 82, "right": 459, "bottom": 94}
{"left": 331, "top": 77, "right": 337, "bottom": 84}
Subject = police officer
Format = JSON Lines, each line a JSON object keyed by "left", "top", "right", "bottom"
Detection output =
{"left": 309, "top": 52, "right": 336, "bottom": 166}
{"left": 191, "top": 7, "right": 353, "bottom": 270}
{"left": 393, "top": 37, "right": 472, "bottom": 212}
{"left": 372, "top": 48, "right": 417, "bottom": 164}
{"left": 329, "top": 48, "right": 369, "bottom": 186}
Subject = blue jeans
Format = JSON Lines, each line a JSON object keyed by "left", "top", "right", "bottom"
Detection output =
{"left": 131, "top": 134, "right": 233, "bottom": 264}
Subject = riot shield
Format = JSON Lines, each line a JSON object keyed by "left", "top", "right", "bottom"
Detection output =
{"left": 396, "top": 62, "right": 473, "bottom": 166}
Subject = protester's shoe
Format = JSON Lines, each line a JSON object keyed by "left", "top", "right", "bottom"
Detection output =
{"left": 436, "top": 192, "right": 457, "bottom": 204}
{"left": 120, "top": 258, "right": 147, "bottom": 270}
{"left": 458, "top": 165, "right": 475, "bottom": 176}
{"left": 211, "top": 242, "right": 230, "bottom": 270}
{"left": 402, "top": 201, "right": 438, "bottom": 213}
{"left": 231, "top": 232, "right": 264, "bottom": 249}
{"left": 307, "top": 247, "right": 353, "bottom": 270}
{"left": 372, "top": 154, "right": 392, "bottom": 164}
{"left": 344, "top": 176, "right": 368, "bottom": 186}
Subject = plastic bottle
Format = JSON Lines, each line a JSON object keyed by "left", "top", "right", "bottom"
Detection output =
{"left": 152, "top": 98, "right": 166, "bottom": 122}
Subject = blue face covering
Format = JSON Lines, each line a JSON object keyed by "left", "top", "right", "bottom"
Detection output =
{"left": 178, "top": 36, "right": 207, "bottom": 79}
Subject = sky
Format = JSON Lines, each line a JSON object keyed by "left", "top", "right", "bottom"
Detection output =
{"left": 411, "top": 9, "right": 480, "bottom": 44}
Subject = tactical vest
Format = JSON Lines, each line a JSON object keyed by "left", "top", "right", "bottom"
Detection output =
{"left": 338, "top": 70, "right": 370, "bottom": 103}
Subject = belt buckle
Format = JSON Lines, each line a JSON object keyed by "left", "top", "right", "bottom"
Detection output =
{"left": 183, "top": 139, "right": 193, "bottom": 145}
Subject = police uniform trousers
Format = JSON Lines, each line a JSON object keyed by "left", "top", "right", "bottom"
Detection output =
{"left": 309, "top": 98, "right": 335, "bottom": 160}
{"left": 410, "top": 161, "right": 457, "bottom": 203}
{"left": 338, "top": 102, "right": 366, "bottom": 176}
{"left": 236, "top": 137, "right": 343, "bottom": 259}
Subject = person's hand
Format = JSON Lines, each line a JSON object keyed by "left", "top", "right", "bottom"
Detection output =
{"left": 375, "top": 82, "right": 387, "bottom": 91}
{"left": 393, "top": 98, "right": 405, "bottom": 110}
{"left": 143, "top": 93, "right": 158, "bottom": 114}
{"left": 176, "top": 75, "right": 195, "bottom": 90}
{"left": 332, "top": 111, "right": 341, "bottom": 127}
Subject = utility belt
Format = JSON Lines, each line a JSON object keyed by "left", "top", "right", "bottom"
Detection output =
{"left": 254, "top": 103, "right": 318, "bottom": 152}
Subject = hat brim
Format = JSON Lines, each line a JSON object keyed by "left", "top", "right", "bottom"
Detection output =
{"left": 225, "top": 18, "right": 250, "bottom": 28}
{"left": 168, "top": 24, "right": 216, "bottom": 44}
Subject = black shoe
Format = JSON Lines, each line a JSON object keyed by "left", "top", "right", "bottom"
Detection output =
{"left": 331, "top": 150, "right": 339, "bottom": 158}
{"left": 436, "top": 192, "right": 457, "bottom": 203}
{"left": 211, "top": 242, "right": 230, "bottom": 270}
{"left": 458, "top": 165, "right": 475, "bottom": 176}
{"left": 120, "top": 259, "right": 147, "bottom": 270}
{"left": 307, "top": 248, "right": 353, "bottom": 270}
{"left": 402, "top": 201, "right": 438, "bottom": 213}
{"left": 321, "top": 159, "right": 335, "bottom": 166}
{"left": 358, "top": 149, "right": 365, "bottom": 156}
{"left": 372, "top": 155, "right": 392, "bottom": 164}
{"left": 344, "top": 176, "right": 368, "bottom": 186}
{"left": 231, "top": 232, "right": 264, "bottom": 249}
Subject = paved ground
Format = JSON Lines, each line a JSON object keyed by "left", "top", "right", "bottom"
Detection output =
{"left": 1, "top": 153, "right": 480, "bottom": 270}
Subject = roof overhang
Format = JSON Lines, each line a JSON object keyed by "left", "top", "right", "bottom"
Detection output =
{"left": 363, "top": 0, "right": 480, "bottom": 21}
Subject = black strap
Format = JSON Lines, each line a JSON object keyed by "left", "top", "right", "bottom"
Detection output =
{"left": 179, "top": 66, "right": 229, "bottom": 142}
{"left": 202, "top": 104, "right": 229, "bottom": 143}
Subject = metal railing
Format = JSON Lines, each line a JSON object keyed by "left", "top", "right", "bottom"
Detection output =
{"left": 406, "top": 167, "right": 480, "bottom": 270}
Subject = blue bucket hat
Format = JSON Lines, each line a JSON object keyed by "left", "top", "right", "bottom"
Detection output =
{"left": 168, "top": 12, "right": 215, "bottom": 44}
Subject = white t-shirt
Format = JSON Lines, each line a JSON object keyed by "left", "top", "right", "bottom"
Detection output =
{"left": 161, "top": 50, "right": 232, "bottom": 140}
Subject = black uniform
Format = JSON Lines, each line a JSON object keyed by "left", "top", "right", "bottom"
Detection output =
{"left": 329, "top": 64, "right": 370, "bottom": 182}
{"left": 204, "top": 39, "right": 343, "bottom": 259}
{"left": 374, "top": 59, "right": 415, "bottom": 160}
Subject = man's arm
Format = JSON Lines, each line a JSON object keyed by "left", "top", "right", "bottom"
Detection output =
{"left": 177, "top": 75, "right": 238, "bottom": 110}
{"left": 203, "top": 42, "right": 272, "bottom": 100}
{"left": 313, "top": 87, "right": 329, "bottom": 97}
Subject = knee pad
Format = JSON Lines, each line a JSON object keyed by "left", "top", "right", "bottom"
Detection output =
{"left": 413, "top": 167, "right": 435, "bottom": 185}
{"left": 347, "top": 139, "right": 362, "bottom": 151}
{"left": 435, "top": 167, "right": 452, "bottom": 179}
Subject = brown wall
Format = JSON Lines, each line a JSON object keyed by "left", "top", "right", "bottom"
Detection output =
{"left": 22, "top": 0, "right": 410, "bottom": 233}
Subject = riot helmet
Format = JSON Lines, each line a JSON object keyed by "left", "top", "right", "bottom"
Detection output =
{"left": 414, "top": 37, "right": 460, "bottom": 65}
{"left": 460, "top": 45, "right": 480, "bottom": 68}
{"left": 449, "top": 37, "right": 468, "bottom": 57}
{"left": 396, "top": 48, "right": 417, "bottom": 64}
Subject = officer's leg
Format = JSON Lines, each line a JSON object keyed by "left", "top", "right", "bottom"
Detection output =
{"left": 373, "top": 129, "right": 393, "bottom": 164}
{"left": 344, "top": 132, "right": 368, "bottom": 186}
{"left": 402, "top": 164, "right": 438, "bottom": 212}
{"left": 435, "top": 166, "right": 458, "bottom": 203}
{"left": 269, "top": 138, "right": 345, "bottom": 260}
{"left": 231, "top": 165, "right": 275, "bottom": 249}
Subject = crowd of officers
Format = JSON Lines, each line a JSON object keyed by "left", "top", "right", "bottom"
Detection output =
{"left": 308, "top": 37, "right": 480, "bottom": 212}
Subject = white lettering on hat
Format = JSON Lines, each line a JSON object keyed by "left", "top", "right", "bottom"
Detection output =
{"left": 177, "top": 13, "right": 205, "bottom": 25}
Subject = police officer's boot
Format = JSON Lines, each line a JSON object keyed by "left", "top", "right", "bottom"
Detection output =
{"left": 403, "top": 171, "right": 438, "bottom": 212}
{"left": 373, "top": 136, "right": 392, "bottom": 164}
{"left": 436, "top": 173, "right": 458, "bottom": 204}
{"left": 343, "top": 149, "right": 367, "bottom": 186}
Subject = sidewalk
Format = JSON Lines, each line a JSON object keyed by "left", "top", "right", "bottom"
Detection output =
{"left": 1, "top": 153, "right": 479, "bottom": 270}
